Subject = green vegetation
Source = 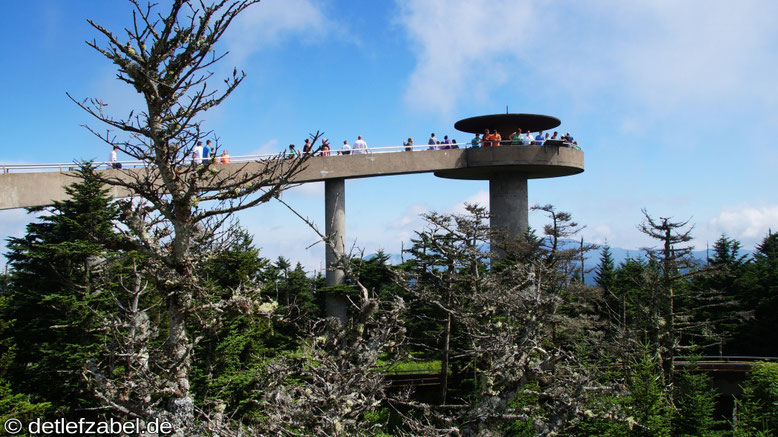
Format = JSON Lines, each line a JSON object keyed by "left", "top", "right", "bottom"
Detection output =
{"left": 1, "top": 166, "right": 776, "bottom": 435}
{"left": 1, "top": 0, "right": 775, "bottom": 432}
{"left": 735, "top": 362, "right": 778, "bottom": 436}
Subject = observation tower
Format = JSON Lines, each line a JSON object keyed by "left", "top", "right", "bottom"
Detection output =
{"left": 444, "top": 113, "right": 585, "bottom": 255}
{"left": 0, "top": 112, "right": 584, "bottom": 320}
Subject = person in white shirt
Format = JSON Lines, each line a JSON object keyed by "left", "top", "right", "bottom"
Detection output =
{"left": 193, "top": 141, "right": 203, "bottom": 165}
{"left": 352, "top": 135, "right": 368, "bottom": 154}
{"left": 109, "top": 146, "right": 122, "bottom": 169}
{"left": 340, "top": 140, "right": 351, "bottom": 155}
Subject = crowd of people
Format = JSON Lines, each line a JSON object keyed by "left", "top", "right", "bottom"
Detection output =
{"left": 108, "top": 129, "right": 580, "bottom": 168}
{"left": 464, "top": 129, "right": 579, "bottom": 149}
{"left": 109, "top": 140, "right": 233, "bottom": 169}
{"left": 286, "top": 135, "right": 371, "bottom": 159}
{"left": 282, "top": 129, "right": 580, "bottom": 159}
{"left": 190, "top": 140, "right": 232, "bottom": 164}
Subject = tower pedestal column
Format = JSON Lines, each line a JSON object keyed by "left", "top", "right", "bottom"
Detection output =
{"left": 324, "top": 178, "right": 348, "bottom": 322}
{"left": 489, "top": 172, "right": 528, "bottom": 260}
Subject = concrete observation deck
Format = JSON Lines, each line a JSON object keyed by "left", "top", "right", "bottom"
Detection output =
{"left": 0, "top": 112, "right": 584, "bottom": 321}
{"left": 0, "top": 145, "right": 583, "bottom": 210}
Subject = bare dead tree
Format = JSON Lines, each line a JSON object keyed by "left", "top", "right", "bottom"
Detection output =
{"left": 404, "top": 205, "right": 490, "bottom": 405}
{"left": 243, "top": 198, "right": 626, "bottom": 435}
{"left": 251, "top": 197, "right": 411, "bottom": 436}
{"left": 255, "top": 297, "right": 407, "bottom": 436}
{"left": 392, "top": 205, "right": 613, "bottom": 435}
{"left": 637, "top": 209, "right": 738, "bottom": 391}
{"left": 531, "top": 204, "right": 597, "bottom": 280}
{"left": 69, "top": 0, "right": 319, "bottom": 430}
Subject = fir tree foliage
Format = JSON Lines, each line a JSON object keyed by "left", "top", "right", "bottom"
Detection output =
{"left": 673, "top": 360, "right": 724, "bottom": 437}
{"left": 2, "top": 163, "right": 118, "bottom": 417}
{"left": 595, "top": 245, "right": 616, "bottom": 291}
{"left": 732, "top": 232, "right": 778, "bottom": 356}
{"left": 625, "top": 347, "right": 672, "bottom": 437}
{"left": 735, "top": 362, "right": 778, "bottom": 436}
{"left": 0, "top": 296, "right": 51, "bottom": 424}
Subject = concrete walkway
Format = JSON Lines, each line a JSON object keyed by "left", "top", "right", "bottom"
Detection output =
{"left": 0, "top": 146, "right": 583, "bottom": 210}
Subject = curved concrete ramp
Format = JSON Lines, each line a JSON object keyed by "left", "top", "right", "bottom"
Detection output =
{"left": 0, "top": 146, "right": 583, "bottom": 210}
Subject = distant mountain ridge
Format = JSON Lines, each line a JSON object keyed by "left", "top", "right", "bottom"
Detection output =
{"left": 375, "top": 240, "right": 756, "bottom": 286}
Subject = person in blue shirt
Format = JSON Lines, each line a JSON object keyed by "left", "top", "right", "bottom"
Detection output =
{"left": 535, "top": 131, "right": 545, "bottom": 146}
{"left": 203, "top": 140, "right": 211, "bottom": 162}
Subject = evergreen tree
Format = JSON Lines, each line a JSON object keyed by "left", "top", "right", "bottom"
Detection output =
{"left": 2, "top": 163, "right": 118, "bottom": 417}
{"left": 734, "top": 362, "right": 778, "bottom": 436}
{"left": 190, "top": 227, "right": 278, "bottom": 420}
{"left": 601, "top": 257, "right": 650, "bottom": 355}
{"left": 595, "top": 245, "right": 616, "bottom": 291}
{"left": 733, "top": 232, "right": 778, "bottom": 356}
{"left": 709, "top": 234, "right": 747, "bottom": 267}
{"left": 201, "top": 228, "right": 267, "bottom": 291}
{"left": 353, "top": 251, "right": 395, "bottom": 299}
{"left": 693, "top": 234, "right": 748, "bottom": 355}
{"left": 568, "top": 346, "right": 672, "bottom": 436}
{"left": 0, "top": 295, "right": 51, "bottom": 424}
{"left": 673, "top": 362, "right": 724, "bottom": 437}
{"left": 625, "top": 348, "right": 672, "bottom": 437}
{"left": 637, "top": 210, "right": 696, "bottom": 383}
{"left": 405, "top": 205, "right": 491, "bottom": 404}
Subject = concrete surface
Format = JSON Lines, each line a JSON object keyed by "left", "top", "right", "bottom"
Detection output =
{"left": 0, "top": 146, "right": 584, "bottom": 210}
{"left": 324, "top": 178, "right": 349, "bottom": 321}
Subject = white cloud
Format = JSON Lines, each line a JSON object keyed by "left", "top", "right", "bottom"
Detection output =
{"left": 398, "top": 0, "right": 535, "bottom": 114}
{"left": 598, "top": 1, "right": 778, "bottom": 111}
{"left": 587, "top": 225, "right": 613, "bottom": 246}
{"left": 224, "top": 0, "right": 329, "bottom": 65}
{"left": 709, "top": 205, "right": 778, "bottom": 244}
{"left": 288, "top": 181, "right": 323, "bottom": 198}
{"left": 449, "top": 190, "right": 489, "bottom": 215}
{"left": 247, "top": 138, "right": 280, "bottom": 157}
{"left": 398, "top": 0, "right": 778, "bottom": 118}
{"left": 390, "top": 203, "right": 428, "bottom": 229}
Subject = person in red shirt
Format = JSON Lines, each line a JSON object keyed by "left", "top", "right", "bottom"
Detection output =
{"left": 483, "top": 129, "right": 493, "bottom": 147}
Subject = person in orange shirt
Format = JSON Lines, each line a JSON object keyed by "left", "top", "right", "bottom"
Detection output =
{"left": 493, "top": 130, "right": 502, "bottom": 147}
{"left": 220, "top": 150, "right": 231, "bottom": 163}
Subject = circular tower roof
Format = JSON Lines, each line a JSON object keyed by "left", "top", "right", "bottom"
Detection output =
{"left": 454, "top": 113, "right": 561, "bottom": 139}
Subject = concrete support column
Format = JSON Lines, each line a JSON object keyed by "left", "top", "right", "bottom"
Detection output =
{"left": 489, "top": 172, "right": 529, "bottom": 259}
{"left": 324, "top": 178, "right": 348, "bottom": 321}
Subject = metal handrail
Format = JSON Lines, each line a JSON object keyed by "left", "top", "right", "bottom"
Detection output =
{"left": 673, "top": 356, "right": 778, "bottom": 362}
{"left": 0, "top": 140, "right": 579, "bottom": 174}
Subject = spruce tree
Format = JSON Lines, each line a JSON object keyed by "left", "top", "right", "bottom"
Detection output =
{"left": 734, "top": 362, "right": 778, "bottom": 436}
{"left": 734, "top": 231, "right": 778, "bottom": 356}
{"left": 2, "top": 163, "right": 118, "bottom": 417}
{"left": 693, "top": 234, "right": 748, "bottom": 355}
{"left": 0, "top": 295, "right": 51, "bottom": 424}
{"left": 626, "top": 348, "right": 672, "bottom": 437}
{"left": 673, "top": 362, "right": 724, "bottom": 437}
{"left": 595, "top": 245, "right": 616, "bottom": 291}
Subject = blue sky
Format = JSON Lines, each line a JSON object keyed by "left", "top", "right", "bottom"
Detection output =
{"left": 1, "top": 0, "right": 777, "bottom": 272}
